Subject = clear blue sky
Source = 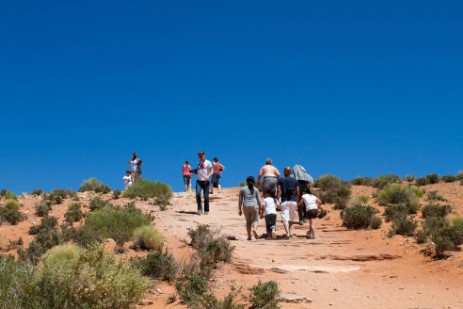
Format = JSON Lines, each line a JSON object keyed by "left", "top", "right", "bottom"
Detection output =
{"left": 1, "top": 0, "right": 462, "bottom": 194}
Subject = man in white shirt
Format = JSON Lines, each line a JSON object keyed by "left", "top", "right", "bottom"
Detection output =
{"left": 193, "top": 150, "right": 214, "bottom": 215}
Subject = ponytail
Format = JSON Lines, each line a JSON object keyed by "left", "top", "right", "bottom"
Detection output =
{"left": 246, "top": 176, "right": 255, "bottom": 195}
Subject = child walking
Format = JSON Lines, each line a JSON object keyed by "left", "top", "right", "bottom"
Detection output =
{"left": 261, "top": 190, "right": 279, "bottom": 240}
{"left": 297, "top": 187, "right": 322, "bottom": 239}
{"left": 123, "top": 170, "right": 132, "bottom": 190}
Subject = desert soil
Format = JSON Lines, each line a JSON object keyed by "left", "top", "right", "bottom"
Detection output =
{"left": 1, "top": 182, "right": 463, "bottom": 309}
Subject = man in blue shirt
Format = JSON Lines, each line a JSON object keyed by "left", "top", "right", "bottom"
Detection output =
{"left": 277, "top": 166, "right": 299, "bottom": 239}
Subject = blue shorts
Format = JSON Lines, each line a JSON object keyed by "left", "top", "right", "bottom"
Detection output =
{"left": 211, "top": 172, "right": 221, "bottom": 186}
{"left": 183, "top": 175, "right": 191, "bottom": 185}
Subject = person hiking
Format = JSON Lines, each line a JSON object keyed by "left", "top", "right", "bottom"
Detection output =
{"left": 128, "top": 152, "right": 142, "bottom": 183}
{"left": 261, "top": 190, "right": 279, "bottom": 240}
{"left": 257, "top": 158, "right": 280, "bottom": 197}
{"left": 191, "top": 150, "right": 213, "bottom": 215}
{"left": 297, "top": 187, "right": 322, "bottom": 239}
{"left": 277, "top": 166, "right": 299, "bottom": 239}
{"left": 123, "top": 170, "right": 132, "bottom": 190}
{"left": 239, "top": 176, "right": 262, "bottom": 240}
{"left": 182, "top": 160, "right": 192, "bottom": 192}
{"left": 210, "top": 157, "right": 225, "bottom": 194}
{"left": 293, "top": 164, "right": 315, "bottom": 225}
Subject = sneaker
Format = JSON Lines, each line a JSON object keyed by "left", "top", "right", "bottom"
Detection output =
{"left": 197, "top": 210, "right": 203, "bottom": 215}
{"left": 204, "top": 212, "right": 209, "bottom": 215}
{"left": 252, "top": 229, "right": 259, "bottom": 240}
{"left": 299, "top": 220, "right": 304, "bottom": 225}
{"left": 271, "top": 228, "right": 276, "bottom": 240}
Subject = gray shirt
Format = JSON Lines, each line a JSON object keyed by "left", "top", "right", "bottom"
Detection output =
{"left": 239, "top": 186, "right": 262, "bottom": 207}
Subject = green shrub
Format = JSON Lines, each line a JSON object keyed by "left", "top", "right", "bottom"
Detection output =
{"left": 315, "top": 175, "right": 351, "bottom": 209}
{"left": 249, "top": 281, "right": 280, "bottom": 309}
{"left": 31, "top": 189, "right": 43, "bottom": 196}
{"left": 132, "top": 225, "right": 164, "bottom": 251}
{"left": 89, "top": 196, "right": 110, "bottom": 211}
{"left": 415, "top": 177, "right": 430, "bottom": 186}
{"left": 426, "top": 174, "right": 439, "bottom": 184}
{"left": 123, "top": 179, "right": 173, "bottom": 202}
{"left": 154, "top": 195, "right": 170, "bottom": 211}
{"left": 403, "top": 175, "right": 416, "bottom": 183}
{"left": 112, "top": 190, "right": 121, "bottom": 199}
{"left": 0, "top": 199, "right": 26, "bottom": 225}
{"left": 64, "top": 202, "right": 83, "bottom": 223}
{"left": 175, "top": 271, "right": 210, "bottom": 307}
{"left": 452, "top": 215, "right": 463, "bottom": 226}
{"left": 342, "top": 204, "right": 379, "bottom": 229}
{"left": 376, "top": 184, "right": 420, "bottom": 214}
{"left": 390, "top": 214, "right": 417, "bottom": 236}
{"left": 239, "top": 182, "right": 246, "bottom": 187}
{"left": 199, "top": 236, "right": 235, "bottom": 267}
{"left": 60, "top": 224, "right": 102, "bottom": 247}
{"left": 1, "top": 191, "right": 18, "bottom": 201}
{"left": 426, "top": 190, "right": 447, "bottom": 202}
{"left": 373, "top": 174, "right": 401, "bottom": 189}
{"left": 421, "top": 204, "right": 452, "bottom": 218}
{"left": 46, "top": 189, "right": 68, "bottom": 205}
{"left": 29, "top": 215, "right": 58, "bottom": 235}
{"left": 0, "top": 255, "right": 39, "bottom": 308}
{"left": 317, "top": 208, "right": 328, "bottom": 219}
{"left": 20, "top": 227, "right": 62, "bottom": 264}
{"left": 34, "top": 200, "right": 52, "bottom": 217}
{"left": 137, "top": 250, "right": 178, "bottom": 282}
{"left": 370, "top": 216, "right": 382, "bottom": 229}
{"left": 83, "top": 203, "right": 153, "bottom": 245}
{"left": 78, "top": 177, "right": 111, "bottom": 194}
{"left": 416, "top": 230, "right": 428, "bottom": 244}
{"left": 350, "top": 177, "right": 374, "bottom": 186}
{"left": 36, "top": 244, "right": 149, "bottom": 309}
{"left": 441, "top": 175, "right": 457, "bottom": 183}
{"left": 201, "top": 287, "right": 244, "bottom": 309}
{"left": 187, "top": 224, "right": 213, "bottom": 249}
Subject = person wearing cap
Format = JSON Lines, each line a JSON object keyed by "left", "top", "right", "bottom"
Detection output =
{"left": 257, "top": 158, "right": 281, "bottom": 197}
{"left": 192, "top": 151, "right": 213, "bottom": 215}
{"left": 210, "top": 157, "right": 225, "bottom": 194}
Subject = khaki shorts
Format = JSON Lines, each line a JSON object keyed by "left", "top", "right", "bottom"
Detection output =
{"left": 281, "top": 201, "right": 297, "bottom": 222}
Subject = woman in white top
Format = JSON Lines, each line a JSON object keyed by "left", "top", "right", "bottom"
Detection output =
{"left": 297, "top": 187, "right": 322, "bottom": 239}
{"left": 128, "top": 152, "right": 142, "bottom": 183}
{"left": 260, "top": 190, "right": 279, "bottom": 240}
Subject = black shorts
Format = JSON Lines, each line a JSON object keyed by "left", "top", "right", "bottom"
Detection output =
{"left": 306, "top": 209, "right": 318, "bottom": 219}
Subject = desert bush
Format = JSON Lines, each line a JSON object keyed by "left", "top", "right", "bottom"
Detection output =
{"left": 78, "top": 177, "right": 111, "bottom": 194}
{"left": 1, "top": 191, "right": 18, "bottom": 201}
{"left": 0, "top": 199, "right": 26, "bottom": 225}
{"left": 426, "top": 190, "right": 447, "bottom": 202}
{"left": 390, "top": 214, "right": 417, "bottom": 236}
{"left": 315, "top": 175, "right": 351, "bottom": 210}
{"left": 187, "top": 224, "right": 214, "bottom": 249}
{"left": 384, "top": 204, "right": 408, "bottom": 222}
{"left": 83, "top": 203, "right": 152, "bottom": 245}
{"left": 403, "top": 175, "right": 416, "bottom": 183}
{"left": 136, "top": 250, "right": 178, "bottom": 282}
{"left": 123, "top": 179, "right": 173, "bottom": 202}
{"left": 239, "top": 182, "right": 246, "bottom": 187}
{"left": 199, "top": 236, "right": 235, "bottom": 267}
{"left": 29, "top": 216, "right": 58, "bottom": 235}
{"left": 34, "top": 200, "right": 52, "bottom": 217}
{"left": 350, "top": 177, "right": 374, "bottom": 186}
{"left": 342, "top": 203, "right": 379, "bottom": 230}
{"left": 415, "top": 177, "right": 430, "bottom": 186}
{"left": 60, "top": 224, "right": 102, "bottom": 247}
{"left": 373, "top": 174, "right": 401, "bottom": 189}
{"left": 421, "top": 204, "right": 452, "bottom": 218}
{"left": 441, "top": 175, "right": 457, "bottom": 183}
{"left": 154, "top": 195, "right": 170, "bottom": 211}
{"left": 426, "top": 174, "right": 440, "bottom": 184}
{"left": 452, "top": 215, "right": 463, "bottom": 226}
{"left": 376, "top": 184, "right": 420, "bottom": 214}
{"left": 64, "top": 202, "right": 83, "bottom": 223}
{"left": 132, "top": 225, "right": 164, "bottom": 251}
{"left": 201, "top": 287, "right": 245, "bottom": 309}
{"left": 112, "top": 190, "right": 121, "bottom": 199}
{"left": 46, "top": 189, "right": 68, "bottom": 205}
{"left": 36, "top": 244, "right": 149, "bottom": 309}
{"left": 89, "top": 196, "right": 110, "bottom": 211}
{"left": 249, "top": 280, "right": 280, "bottom": 309}
{"left": 370, "top": 216, "right": 382, "bottom": 229}
{"left": 20, "top": 227, "right": 62, "bottom": 265}
{"left": 0, "top": 255, "right": 39, "bottom": 308}
{"left": 175, "top": 271, "right": 210, "bottom": 308}
{"left": 31, "top": 189, "right": 43, "bottom": 196}
{"left": 416, "top": 230, "right": 428, "bottom": 244}
{"left": 317, "top": 208, "right": 328, "bottom": 219}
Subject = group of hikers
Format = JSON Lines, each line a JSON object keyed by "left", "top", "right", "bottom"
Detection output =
{"left": 184, "top": 151, "right": 321, "bottom": 240}
{"left": 239, "top": 158, "right": 321, "bottom": 240}
{"left": 123, "top": 150, "right": 321, "bottom": 240}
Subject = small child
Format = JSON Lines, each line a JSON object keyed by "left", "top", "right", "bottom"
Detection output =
{"left": 261, "top": 190, "right": 279, "bottom": 240}
{"left": 297, "top": 187, "right": 322, "bottom": 239}
{"left": 123, "top": 170, "right": 132, "bottom": 190}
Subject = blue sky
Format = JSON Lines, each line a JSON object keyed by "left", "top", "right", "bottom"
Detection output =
{"left": 1, "top": 0, "right": 462, "bottom": 194}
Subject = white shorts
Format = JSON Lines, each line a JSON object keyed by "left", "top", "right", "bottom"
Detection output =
{"left": 281, "top": 201, "right": 297, "bottom": 222}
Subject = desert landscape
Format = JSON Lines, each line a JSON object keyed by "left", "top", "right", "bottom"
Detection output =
{"left": 1, "top": 176, "right": 463, "bottom": 309}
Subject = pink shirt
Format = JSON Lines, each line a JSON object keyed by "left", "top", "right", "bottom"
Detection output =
{"left": 182, "top": 164, "right": 191, "bottom": 176}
